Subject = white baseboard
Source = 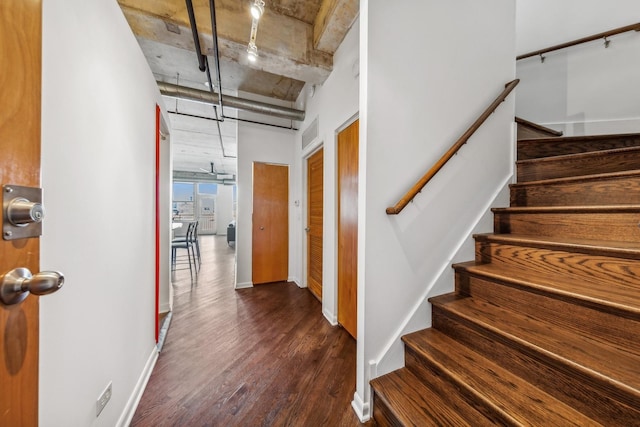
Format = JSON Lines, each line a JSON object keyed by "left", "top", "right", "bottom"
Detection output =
{"left": 235, "top": 281, "right": 253, "bottom": 289}
{"left": 288, "top": 276, "right": 302, "bottom": 287}
{"left": 351, "top": 391, "right": 371, "bottom": 422}
{"left": 159, "top": 302, "right": 171, "bottom": 313}
{"left": 116, "top": 346, "right": 159, "bottom": 427}
{"left": 322, "top": 307, "right": 338, "bottom": 326}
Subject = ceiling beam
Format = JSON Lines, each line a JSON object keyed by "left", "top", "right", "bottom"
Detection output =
{"left": 118, "top": 1, "right": 333, "bottom": 84}
{"left": 313, "top": 0, "right": 359, "bottom": 54}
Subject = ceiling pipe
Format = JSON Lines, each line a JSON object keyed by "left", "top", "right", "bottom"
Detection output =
{"left": 208, "top": 0, "right": 225, "bottom": 117}
{"left": 168, "top": 110, "right": 298, "bottom": 131}
{"left": 185, "top": 0, "right": 206, "bottom": 72}
{"left": 158, "top": 81, "right": 306, "bottom": 122}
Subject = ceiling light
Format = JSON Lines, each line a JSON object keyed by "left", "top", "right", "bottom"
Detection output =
{"left": 247, "top": 42, "right": 258, "bottom": 62}
{"left": 250, "top": 0, "right": 265, "bottom": 20}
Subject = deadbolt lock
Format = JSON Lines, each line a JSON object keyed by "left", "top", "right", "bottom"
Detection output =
{"left": 3, "top": 184, "right": 44, "bottom": 240}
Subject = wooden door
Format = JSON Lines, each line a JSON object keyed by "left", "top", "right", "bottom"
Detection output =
{"left": 252, "top": 162, "right": 289, "bottom": 284}
{"left": 307, "top": 149, "right": 323, "bottom": 300}
{"left": 337, "top": 120, "right": 359, "bottom": 339}
{"left": 1, "top": 0, "right": 42, "bottom": 424}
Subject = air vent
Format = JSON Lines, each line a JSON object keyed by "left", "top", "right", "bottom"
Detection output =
{"left": 302, "top": 117, "right": 319, "bottom": 149}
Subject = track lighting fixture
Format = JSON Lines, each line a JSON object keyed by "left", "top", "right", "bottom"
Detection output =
{"left": 247, "top": 42, "right": 258, "bottom": 62}
{"left": 250, "top": 0, "right": 265, "bottom": 20}
{"left": 246, "top": 6, "right": 261, "bottom": 62}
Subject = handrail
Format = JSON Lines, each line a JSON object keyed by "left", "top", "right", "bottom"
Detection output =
{"left": 386, "top": 79, "right": 520, "bottom": 215}
{"left": 517, "top": 22, "right": 640, "bottom": 61}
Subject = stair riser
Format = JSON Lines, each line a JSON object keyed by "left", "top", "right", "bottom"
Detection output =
{"left": 432, "top": 306, "right": 640, "bottom": 426}
{"left": 475, "top": 241, "right": 640, "bottom": 291}
{"left": 404, "top": 347, "right": 519, "bottom": 426}
{"left": 510, "top": 175, "right": 640, "bottom": 207}
{"left": 517, "top": 150, "right": 640, "bottom": 182}
{"left": 493, "top": 211, "right": 640, "bottom": 242}
{"left": 372, "top": 395, "right": 402, "bottom": 427}
{"left": 456, "top": 270, "right": 640, "bottom": 354}
{"left": 518, "top": 136, "right": 640, "bottom": 160}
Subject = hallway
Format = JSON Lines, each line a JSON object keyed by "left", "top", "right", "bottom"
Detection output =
{"left": 132, "top": 236, "right": 368, "bottom": 426}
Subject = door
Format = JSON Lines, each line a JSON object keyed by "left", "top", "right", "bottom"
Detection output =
{"left": 197, "top": 193, "right": 216, "bottom": 235}
{"left": 307, "top": 148, "right": 323, "bottom": 300}
{"left": 1, "top": 0, "right": 42, "bottom": 424}
{"left": 337, "top": 120, "right": 358, "bottom": 339}
{"left": 252, "top": 162, "right": 289, "bottom": 284}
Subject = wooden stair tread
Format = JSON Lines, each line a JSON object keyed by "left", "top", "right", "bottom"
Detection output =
{"left": 517, "top": 133, "right": 640, "bottom": 161}
{"left": 454, "top": 261, "right": 640, "bottom": 319}
{"left": 492, "top": 204, "right": 640, "bottom": 214}
{"left": 371, "top": 368, "right": 491, "bottom": 426}
{"left": 509, "top": 169, "right": 640, "bottom": 207}
{"left": 518, "top": 133, "right": 640, "bottom": 145}
{"left": 474, "top": 233, "right": 640, "bottom": 260}
{"left": 403, "top": 329, "right": 602, "bottom": 427}
{"left": 429, "top": 294, "right": 640, "bottom": 398}
{"left": 517, "top": 145, "right": 640, "bottom": 165}
{"left": 492, "top": 206, "right": 640, "bottom": 243}
{"left": 509, "top": 169, "right": 640, "bottom": 188}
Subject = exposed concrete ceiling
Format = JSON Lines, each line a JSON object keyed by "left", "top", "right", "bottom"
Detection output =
{"left": 118, "top": 0, "right": 358, "bottom": 178}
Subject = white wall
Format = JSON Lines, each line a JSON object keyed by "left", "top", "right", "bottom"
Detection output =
{"left": 215, "top": 185, "right": 234, "bottom": 235}
{"left": 235, "top": 123, "right": 296, "bottom": 288}
{"left": 356, "top": 0, "right": 516, "bottom": 420}
{"left": 516, "top": 0, "right": 640, "bottom": 134}
{"left": 40, "top": 1, "right": 167, "bottom": 426}
{"left": 295, "top": 18, "right": 360, "bottom": 324}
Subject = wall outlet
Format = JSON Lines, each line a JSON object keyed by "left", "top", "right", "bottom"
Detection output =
{"left": 96, "top": 381, "right": 112, "bottom": 417}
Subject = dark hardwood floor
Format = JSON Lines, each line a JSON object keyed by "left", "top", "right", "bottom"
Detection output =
{"left": 132, "top": 235, "right": 370, "bottom": 426}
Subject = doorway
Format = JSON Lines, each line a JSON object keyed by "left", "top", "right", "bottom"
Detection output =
{"left": 307, "top": 148, "right": 323, "bottom": 300}
{"left": 252, "top": 162, "right": 289, "bottom": 284}
{"left": 337, "top": 119, "right": 359, "bottom": 339}
{"left": 155, "top": 106, "right": 172, "bottom": 344}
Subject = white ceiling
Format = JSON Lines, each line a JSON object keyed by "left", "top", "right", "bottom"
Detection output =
{"left": 165, "top": 97, "right": 237, "bottom": 177}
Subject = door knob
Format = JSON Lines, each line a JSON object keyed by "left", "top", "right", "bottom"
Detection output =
{"left": 260, "top": 226, "right": 265, "bottom": 230}
{"left": 305, "top": 227, "right": 310, "bottom": 232}
{"left": 0, "top": 268, "right": 64, "bottom": 305}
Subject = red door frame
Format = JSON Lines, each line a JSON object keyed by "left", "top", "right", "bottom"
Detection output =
{"left": 155, "top": 105, "right": 161, "bottom": 343}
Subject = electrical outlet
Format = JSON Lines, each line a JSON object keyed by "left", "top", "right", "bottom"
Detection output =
{"left": 96, "top": 381, "right": 112, "bottom": 417}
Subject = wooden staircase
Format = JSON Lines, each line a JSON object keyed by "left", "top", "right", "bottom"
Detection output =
{"left": 371, "top": 132, "right": 640, "bottom": 426}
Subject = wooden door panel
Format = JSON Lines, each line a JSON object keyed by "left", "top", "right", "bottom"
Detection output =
{"left": 0, "top": 0, "right": 42, "bottom": 425}
{"left": 252, "top": 162, "right": 289, "bottom": 284}
{"left": 307, "top": 149, "right": 323, "bottom": 300}
{"left": 338, "top": 120, "right": 359, "bottom": 339}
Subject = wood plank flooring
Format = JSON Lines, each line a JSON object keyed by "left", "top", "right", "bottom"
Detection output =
{"left": 132, "top": 235, "right": 369, "bottom": 426}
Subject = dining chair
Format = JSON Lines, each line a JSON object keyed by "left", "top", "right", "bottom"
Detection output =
{"left": 171, "top": 221, "right": 197, "bottom": 279}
